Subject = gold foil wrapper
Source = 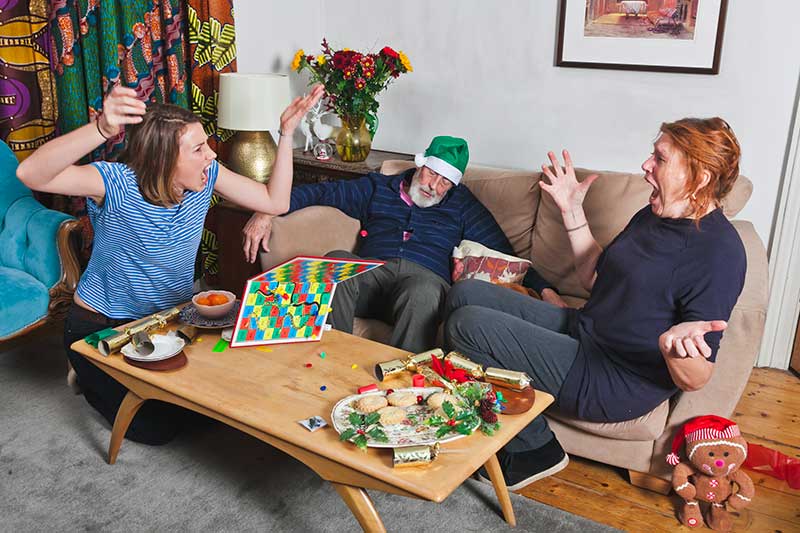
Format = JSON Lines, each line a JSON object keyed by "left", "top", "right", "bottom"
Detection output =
{"left": 444, "top": 351, "right": 531, "bottom": 391}
{"left": 374, "top": 348, "right": 443, "bottom": 381}
{"left": 484, "top": 368, "right": 532, "bottom": 391}
{"left": 175, "top": 325, "right": 198, "bottom": 344}
{"left": 99, "top": 307, "right": 181, "bottom": 356}
{"left": 415, "top": 365, "right": 455, "bottom": 392}
{"left": 393, "top": 443, "right": 440, "bottom": 468}
{"left": 444, "top": 352, "right": 484, "bottom": 379}
{"left": 130, "top": 331, "right": 154, "bottom": 356}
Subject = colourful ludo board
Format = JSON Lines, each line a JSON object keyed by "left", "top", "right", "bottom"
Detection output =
{"left": 230, "top": 256, "right": 384, "bottom": 347}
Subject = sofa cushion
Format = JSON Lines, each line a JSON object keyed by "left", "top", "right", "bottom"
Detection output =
{"left": 531, "top": 169, "right": 753, "bottom": 299}
{"left": 452, "top": 240, "right": 530, "bottom": 284}
{"left": 0, "top": 266, "right": 49, "bottom": 340}
{"left": 381, "top": 160, "right": 541, "bottom": 259}
{"left": 547, "top": 399, "right": 670, "bottom": 441}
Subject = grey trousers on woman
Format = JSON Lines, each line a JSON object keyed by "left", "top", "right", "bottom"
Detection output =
{"left": 443, "top": 279, "right": 580, "bottom": 452}
{"left": 326, "top": 250, "right": 450, "bottom": 353}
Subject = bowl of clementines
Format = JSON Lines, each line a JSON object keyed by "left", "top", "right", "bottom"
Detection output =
{"left": 191, "top": 290, "right": 236, "bottom": 319}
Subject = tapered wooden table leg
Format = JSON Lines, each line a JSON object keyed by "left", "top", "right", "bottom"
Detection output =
{"left": 108, "top": 390, "right": 144, "bottom": 465}
{"left": 484, "top": 453, "right": 517, "bottom": 527}
{"left": 332, "top": 482, "right": 387, "bottom": 533}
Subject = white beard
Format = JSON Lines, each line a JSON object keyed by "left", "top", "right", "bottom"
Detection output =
{"left": 409, "top": 178, "right": 444, "bottom": 208}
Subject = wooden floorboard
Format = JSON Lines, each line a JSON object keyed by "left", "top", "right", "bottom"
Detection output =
{"left": 519, "top": 368, "right": 800, "bottom": 532}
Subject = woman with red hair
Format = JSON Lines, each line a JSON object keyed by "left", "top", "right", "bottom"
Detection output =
{"left": 444, "top": 118, "right": 746, "bottom": 491}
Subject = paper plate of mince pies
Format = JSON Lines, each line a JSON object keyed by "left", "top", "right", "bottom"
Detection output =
{"left": 331, "top": 387, "right": 480, "bottom": 448}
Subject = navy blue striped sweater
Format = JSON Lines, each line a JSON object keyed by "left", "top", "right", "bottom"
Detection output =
{"left": 289, "top": 169, "right": 552, "bottom": 291}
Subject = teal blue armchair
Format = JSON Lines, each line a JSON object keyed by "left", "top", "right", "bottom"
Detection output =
{"left": 0, "top": 140, "right": 82, "bottom": 340}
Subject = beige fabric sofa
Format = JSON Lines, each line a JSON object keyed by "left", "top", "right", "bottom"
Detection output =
{"left": 259, "top": 160, "right": 768, "bottom": 492}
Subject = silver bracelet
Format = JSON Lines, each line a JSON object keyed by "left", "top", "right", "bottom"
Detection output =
{"left": 565, "top": 221, "right": 589, "bottom": 233}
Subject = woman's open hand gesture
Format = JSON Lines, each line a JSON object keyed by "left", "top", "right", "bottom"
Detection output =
{"left": 279, "top": 84, "right": 325, "bottom": 137}
{"left": 98, "top": 85, "right": 146, "bottom": 138}
{"left": 659, "top": 320, "right": 728, "bottom": 359}
{"left": 540, "top": 150, "right": 598, "bottom": 214}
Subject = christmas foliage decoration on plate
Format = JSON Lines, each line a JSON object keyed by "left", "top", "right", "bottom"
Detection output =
{"left": 424, "top": 381, "right": 504, "bottom": 438}
{"left": 338, "top": 411, "right": 389, "bottom": 451}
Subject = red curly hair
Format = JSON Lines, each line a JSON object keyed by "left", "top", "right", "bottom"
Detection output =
{"left": 659, "top": 117, "right": 741, "bottom": 224}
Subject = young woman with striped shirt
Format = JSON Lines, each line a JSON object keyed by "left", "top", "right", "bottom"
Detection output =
{"left": 17, "top": 84, "right": 323, "bottom": 444}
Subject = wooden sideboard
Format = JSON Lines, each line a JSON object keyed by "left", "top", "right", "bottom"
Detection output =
{"left": 215, "top": 148, "right": 413, "bottom": 293}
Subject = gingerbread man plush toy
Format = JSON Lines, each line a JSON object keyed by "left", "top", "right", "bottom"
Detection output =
{"left": 667, "top": 415, "right": 755, "bottom": 531}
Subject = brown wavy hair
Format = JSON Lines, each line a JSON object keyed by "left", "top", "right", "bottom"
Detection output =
{"left": 117, "top": 103, "right": 201, "bottom": 207}
{"left": 659, "top": 117, "right": 741, "bottom": 223}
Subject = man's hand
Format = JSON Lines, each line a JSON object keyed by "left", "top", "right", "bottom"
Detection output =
{"left": 242, "top": 213, "right": 274, "bottom": 264}
{"left": 541, "top": 288, "right": 568, "bottom": 308}
{"left": 659, "top": 320, "right": 727, "bottom": 359}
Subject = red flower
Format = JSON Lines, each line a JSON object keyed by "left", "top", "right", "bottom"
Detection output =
{"left": 332, "top": 51, "right": 349, "bottom": 70}
{"left": 381, "top": 46, "right": 399, "bottom": 59}
{"left": 344, "top": 66, "right": 356, "bottom": 79}
{"left": 354, "top": 77, "right": 366, "bottom": 90}
{"left": 360, "top": 55, "right": 375, "bottom": 69}
{"left": 363, "top": 67, "right": 375, "bottom": 79}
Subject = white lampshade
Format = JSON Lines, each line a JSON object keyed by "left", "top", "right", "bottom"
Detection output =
{"left": 217, "top": 73, "right": 290, "bottom": 131}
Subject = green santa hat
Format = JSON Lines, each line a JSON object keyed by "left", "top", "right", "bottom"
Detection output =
{"left": 414, "top": 136, "right": 469, "bottom": 186}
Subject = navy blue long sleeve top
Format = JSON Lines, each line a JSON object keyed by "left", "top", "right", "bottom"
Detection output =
{"left": 558, "top": 206, "right": 746, "bottom": 422}
{"left": 288, "top": 169, "right": 551, "bottom": 290}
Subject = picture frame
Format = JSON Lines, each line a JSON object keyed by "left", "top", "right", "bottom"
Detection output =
{"left": 556, "top": 0, "right": 729, "bottom": 74}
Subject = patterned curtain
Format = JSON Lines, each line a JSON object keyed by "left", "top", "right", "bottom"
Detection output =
{"left": 186, "top": 0, "right": 237, "bottom": 282}
{"left": 49, "top": 0, "right": 189, "bottom": 254}
{"left": 0, "top": 0, "right": 58, "bottom": 160}
{"left": 0, "top": 0, "right": 61, "bottom": 210}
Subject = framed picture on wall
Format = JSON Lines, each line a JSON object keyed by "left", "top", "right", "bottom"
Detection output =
{"left": 556, "top": 0, "right": 728, "bottom": 74}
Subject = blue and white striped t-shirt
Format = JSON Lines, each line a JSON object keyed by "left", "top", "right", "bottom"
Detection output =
{"left": 76, "top": 160, "right": 219, "bottom": 318}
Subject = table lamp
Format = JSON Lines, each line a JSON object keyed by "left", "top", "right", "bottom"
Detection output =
{"left": 217, "top": 73, "right": 290, "bottom": 183}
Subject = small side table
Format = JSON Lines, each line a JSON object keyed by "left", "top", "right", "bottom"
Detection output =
{"left": 293, "top": 148, "right": 414, "bottom": 184}
{"left": 216, "top": 148, "right": 413, "bottom": 293}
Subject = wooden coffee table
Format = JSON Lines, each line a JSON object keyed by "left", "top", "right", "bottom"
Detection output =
{"left": 71, "top": 328, "right": 553, "bottom": 532}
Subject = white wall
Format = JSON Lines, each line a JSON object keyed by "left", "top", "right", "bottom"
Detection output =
{"left": 235, "top": 0, "right": 800, "bottom": 245}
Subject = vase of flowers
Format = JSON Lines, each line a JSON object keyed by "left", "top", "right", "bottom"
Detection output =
{"left": 292, "top": 39, "right": 412, "bottom": 162}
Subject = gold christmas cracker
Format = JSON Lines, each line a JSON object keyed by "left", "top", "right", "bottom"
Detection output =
{"left": 374, "top": 348, "right": 443, "bottom": 381}
{"left": 175, "top": 324, "right": 198, "bottom": 344}
{"left": 445, "top": 351, "right": 532, "bottom": 391}
{"left": 393, "top": 443, "right": 440, "bottom": 468}
{"left": 415, "top": 364, "right": 456, "bottom": 392}
{"left": 130, "top": 331, "right": 154, "bottom": 356}
{"left": 99, "top": 307, "right": 181, "bottom": 356}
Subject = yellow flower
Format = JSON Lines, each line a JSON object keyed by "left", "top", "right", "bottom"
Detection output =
{"left": 398, "top": 51, "right": 413, "bottom": 72}
{"left": 291, "top": 49, "right": 304, "bottom": 71}
{"left": 343, "top": 48, "right": 351, "bottom": 52}
{"left": 316, "top": 54, "right": 326, "bottom": 66}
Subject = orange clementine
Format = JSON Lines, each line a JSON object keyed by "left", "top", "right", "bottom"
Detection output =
{"left": 196, "top": 296, "right": 211, "bottom": 306}
{"left": 209, "top": 294, "right": 229, "bottom": 306}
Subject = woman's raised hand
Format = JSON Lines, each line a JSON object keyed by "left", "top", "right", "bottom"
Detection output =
{"left": 659, "top": 320, "right": 728, "bottom": 359}
{"left": 539, "top": 150, "right": 598, "bottom": 214}
{"left": 98, "top": 85, "right": 146, "bottom": 138}
{"left": 279, "top": 84, "right": 325, "bottom": 137}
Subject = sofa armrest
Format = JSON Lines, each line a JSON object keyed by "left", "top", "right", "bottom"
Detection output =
{"left": 259, "top": 206, "right": 361, "bottom": 271}
{"left": 48, "top": 218, "right": 83, "bottom": 319}
{"left": 649, "top": 220, "right": 768, "bottom": 479}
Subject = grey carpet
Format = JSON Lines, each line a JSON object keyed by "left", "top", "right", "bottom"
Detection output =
{"left": 1, "top": 327, "right": 619, "bottom": 533}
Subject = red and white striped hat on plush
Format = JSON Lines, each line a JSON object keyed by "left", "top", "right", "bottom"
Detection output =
{"left": 666, "top": 415, "right": 743, "bottom": 466}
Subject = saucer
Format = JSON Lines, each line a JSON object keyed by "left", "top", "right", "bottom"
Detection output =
{"left": 121, "top": 334, "right": 185, "bottom": 362}
{"left": 179, "top": 301, "right": 241, "bottom": 329}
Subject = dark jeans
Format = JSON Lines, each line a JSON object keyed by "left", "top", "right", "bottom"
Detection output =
{"left": 64, "top": 303, "right": 189, "bottom": 445}
{"left": 443, "top": 279, "right": 580, "bottom": 452}
{"left": 326, "top": 251, "right": 450, "bottom": 353}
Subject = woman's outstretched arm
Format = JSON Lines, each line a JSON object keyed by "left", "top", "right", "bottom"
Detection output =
{"left": 16, "top": 86, "right": 146, "bottom": 201}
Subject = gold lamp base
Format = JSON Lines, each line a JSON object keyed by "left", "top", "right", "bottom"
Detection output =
{"left": 226, "top": 130, "right": 277, "bottom": 183}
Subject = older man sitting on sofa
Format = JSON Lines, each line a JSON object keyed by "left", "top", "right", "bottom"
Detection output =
{"left": 242, "top": 136, "right": 563, "bottom": 352}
